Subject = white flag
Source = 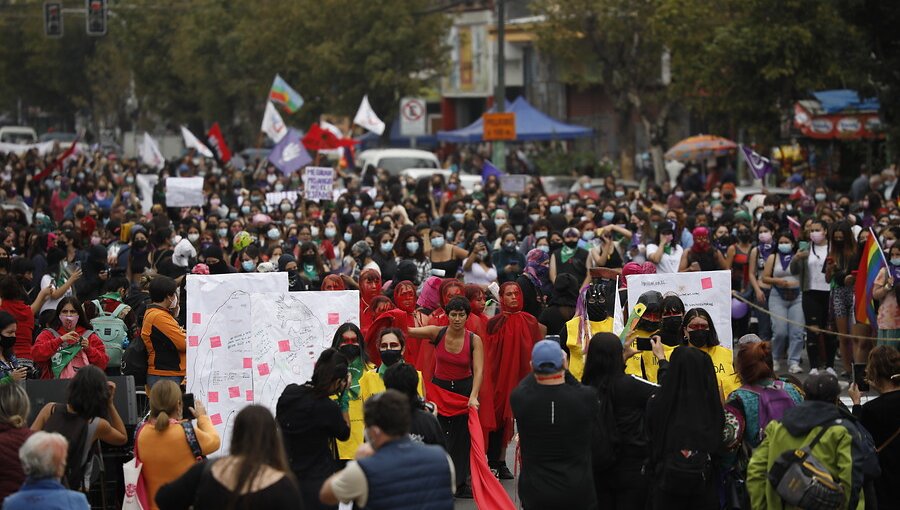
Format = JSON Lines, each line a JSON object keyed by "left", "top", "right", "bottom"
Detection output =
{"left": 180, "top": 125, "right": 213, "bottom": 158}
{"left": 261, "top": 101, "right": 287, "bottom": 142}
{"left": 139, "top": 133, "right": 165, "bottom": 170}
{"left": 353, "top": 95, "right": 385, "bottom": 136}
{"left": 612, "top": 276, "right": 624, "bottom": 336}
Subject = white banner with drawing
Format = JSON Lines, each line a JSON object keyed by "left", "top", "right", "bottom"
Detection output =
{"left": 165, "top": 177, "right": 204, "bottom": 207}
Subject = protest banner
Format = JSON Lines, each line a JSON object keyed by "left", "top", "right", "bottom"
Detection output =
{"left": 165, "top": 177, "right": 204, "bottom": 207}
{"left": 499, "top": 174, "right": 527, "bottom": 194}
{"left": 304, "top": 166, "right": 335, "bottom": 202}
{"left": 626, "top": 270, "right": 734, "bottom": 348}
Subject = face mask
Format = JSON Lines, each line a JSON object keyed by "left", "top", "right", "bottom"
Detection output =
{"left": 275, "top": 183, "right": 285, "bottom": 192}
{"left": 251, "top": 195, "right": 262, "bottom": 203}
{"left": 339, "top": 343, "right": 360, "bottom": 360}
{"left": 884, "top": 239, "right": 896, "bottom": 249}
{"left": 688, "top": 329, "right": 710, "bottom": 347}
{"left": 504, "top": 241, "right": 517, "bottom": 251}
{"left": 861, "top": 201, "right": 869, "bottom": 209}
{"left": 241, "top": 205, "right": 251, "bottom": 214}
{"left": 344, "top": 232, "right": 353, "bottom": 243}
{"left": 266, "top": 174, "right": 277, "bottom": 184}
{"left": 582, "top": 231, "right": 595, "bottom": 241}
{"left": 778, "top": 243, "right": 792, "bottom": 254}
{"left": 267, "top": 228, "right": 281, "bottom": 240}
{"left": 60, "top": 315, "right": 78, "bottom": 331}
{"left": 381, "top": 242, "right": 394, "bottom": 253}
{"left": 284, "top": 219, "right": 295, "bottom": 227}
{"left": 809, "top": 231, "right": 825, "bottom": 244}
{"left": 229, "top": 212, "right": 238, "bottom": 220}
{"left": 565, "top": 240, "right": 579, "bottom": 249}
{"left": 891, "top": 258, "right": 900, "bottom": 266}
{"left": 431, "top": 236, "right": 445, "bottom": 249}
{"left": 278, "top": 203, "right": 291, "bottom": 213}
{"left": 758, "top": 232, "right": 772, "bottom": 244}
{"left": 764, "top": 205, "right": 775, "bottom": 213}
{"left": 602, "top": 211, "right": 615, "bottom": 222}
{"left": 615, "top": 191, "right": 625, "bottom": 198}
{"left": 538, "top": 245, "right": 549, "bottom": 253}
{"left": 711, "top": 192, "right": 721, "bottom": 200}
{"left": 636, "top": 318, "right": 659, "bottom": 332}
{"left": 374, "top": 201, "right": 384, "bottom": 209}
{"left": 216, "top": 228, "right": 228, "bottom": 238}
{"left": 550, "top": 242, "right": 563, "bottom": 252}
{"left": 90, "top": 236, "right": 102, "bottom": 246}
{"left": 549, "top": 205, "right": 562, "bottom": 215}
{"left": 406, "top": 241, "right": 419, "bottom": 253}
{"left": 495, "top": 218, "right": 507, "bottom": 227}
{"left": 133, "top": 239, "right": 147, "bottom": 249}
{"left": 568, "top": 199, "right": 579, "bottom": 206}
{"left": 309, "top": 226, "right": 320, "bottom": 238}
{"left": 814, "top": 193, "right": 827, "bottom": 202}
{"left": 187, "top": 233, "right": 200, "bottom": 243}
{"left": 661, "top": 316, "right": 682, "bottom": 333}
{"left": 351, "top": 212, "right": 361, "bottom": 221}
{"left": 0, "top": 334, "right": 15, "bottom": 349}
{"left": 453, "top": 213, "right": 465, "bottom": 222}
{"left": 125, "top": 176, "right": 135, "bottom": 185}
{"left": 242, "top": 260, "right": 257, "bottom": 272}
{"left": 210, "top": 198, "right": 221, "bottom": 207}
{"left": 379, "top": 349, "right": 402, "bottom": 367}
{"left": 527, "top": 214, "right": 539, "bottom": 222}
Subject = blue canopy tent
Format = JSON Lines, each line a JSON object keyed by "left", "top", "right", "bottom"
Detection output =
{"left": 355, "top": 120, "right": 438, "bottom": 149}
{"left": 436, "top": 96, "right": 593, "bottom": 143}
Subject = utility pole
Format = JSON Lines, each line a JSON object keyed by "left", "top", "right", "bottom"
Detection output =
{"left": 492, "top": 0, "right": 506, "bottom": 171}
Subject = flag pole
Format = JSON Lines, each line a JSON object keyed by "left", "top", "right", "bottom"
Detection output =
{"left": 870, "top": 227, "right": 891, "bottom": 269}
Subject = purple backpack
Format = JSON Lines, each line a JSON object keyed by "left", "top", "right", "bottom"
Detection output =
{"left": 744, "top": 380, "right": 796, "bottom": 441}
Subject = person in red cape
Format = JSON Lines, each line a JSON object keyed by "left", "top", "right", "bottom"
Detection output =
{"left": 463, "top": 284, "right": 496, "bottom": 436}
{"left": 485, "top": 281, "right": 544, "bottom": 479}
{"left": 419, "top": 279, "right": 466, "bottom": 380}
{"left": 409, "top": 296, "right": 483, "bottom": 499}
{"left": 464, "top": 284, "right": 489, "bottom": 340}
{"left": 321, "top": 274, "right": 345, "bottom": 291}
{"left": 358, "top": 269, "right": 382, "bottom": 337}
{"left": 365, "top": 281, "right": 419, "bottom": 365}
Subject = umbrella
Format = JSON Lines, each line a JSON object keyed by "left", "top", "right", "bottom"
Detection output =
{"left": 664, "top": 135, "right": 737, "bottom": 162}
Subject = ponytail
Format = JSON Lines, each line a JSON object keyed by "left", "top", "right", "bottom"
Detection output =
{"left": 155, "top": 411, "right": 170, "bottom": 431}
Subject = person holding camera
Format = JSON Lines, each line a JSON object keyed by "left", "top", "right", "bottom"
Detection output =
{"left": 277, "top": 348, "right": 352, "bottom": 510}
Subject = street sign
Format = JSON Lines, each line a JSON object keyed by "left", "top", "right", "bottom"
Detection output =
{"left": 399, "top": 97, "right": 427, "bottom": 137}
{"left": 483, "top": 112, "right": 516, "bottom": 141}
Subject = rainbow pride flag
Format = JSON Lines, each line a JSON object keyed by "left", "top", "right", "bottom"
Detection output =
{"left": 854, "top": 228, "right": 888, "bottom": 325}
{"left": 268, "top": 74, "right": 304, "bottom": 113}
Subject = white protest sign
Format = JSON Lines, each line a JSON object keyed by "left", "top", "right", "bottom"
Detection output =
{"left": 250, "top": 291, "right": 360, "bottom": 410}
{"left": 303, "top": 166, "right": 334, "bottom": 202}
{"left": 626, "top": 270, "right": 733, "bottom": 348}
{"left": 499, "top": 174, "right": 527, "bottom": 195}
{"left": 165, "top": 177, "right": 204, "bottom": 207}
{"left": 265, "top": 191, "right": 300, "bottom": 206}
{"left": 186, "top": 273, "right": 288, "bottom": 455}
{"left": 135, "top": 174, "right": 159, "bottom": 214}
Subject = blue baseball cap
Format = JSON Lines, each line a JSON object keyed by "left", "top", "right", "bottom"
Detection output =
{"left": 531, "top": 339, "right": 564, "bottom": 374}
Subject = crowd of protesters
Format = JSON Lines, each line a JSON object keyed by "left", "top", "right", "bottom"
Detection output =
{"left": 0, "top": 140, "right": 897, "bottom": 510}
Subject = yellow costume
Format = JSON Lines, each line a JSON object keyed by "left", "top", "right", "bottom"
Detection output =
{"left": 564, "top": 316, "right": 614, "bottom": 380}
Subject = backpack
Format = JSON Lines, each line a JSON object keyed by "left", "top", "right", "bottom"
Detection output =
{"left": 90, "top": 299, "right": 130, "bottom": 368}
{"left": 121, "top": 337, "right": 148, "bottom": 387}
{"left": 768, "top": 419, "right": 845, "bottom": 510}
{"left": 743, "top": 380, "right": 796, "bottom": 443}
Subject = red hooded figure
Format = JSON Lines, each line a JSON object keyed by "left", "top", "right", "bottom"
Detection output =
{"left": 486, "top": 282, "right": 542, "bottom": 444}
{"left": 366, "top": 280, "right": 418, "bottom": 365}
{"left": 321, "top": 274, "right": 345, "bottom": 291}
{"left": 359, "top": 269, "right": 382, "bottom": 337}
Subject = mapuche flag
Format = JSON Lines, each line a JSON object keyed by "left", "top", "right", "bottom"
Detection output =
{"left": 206, "top": 122, "right": 232, "bottom": 163}
{"left": 269, "top": 74, "right": 304, "bottom": 114}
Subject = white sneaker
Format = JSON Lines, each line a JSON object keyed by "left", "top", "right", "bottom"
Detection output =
{"left": 826, "top": 367, "right": 838, "bottom": 377}
{"left": 809, "top": 368, "right": 820, "bottom": 376}
{"left": 773, "top": 360, "right": 782, "bottom": 372}
{"left": 789, "top": 364, "right": 803, "bottom": 374}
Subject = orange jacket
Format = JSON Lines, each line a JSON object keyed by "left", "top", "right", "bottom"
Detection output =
{"left": 141, "top": 305, "right": 186, "bottom": 377}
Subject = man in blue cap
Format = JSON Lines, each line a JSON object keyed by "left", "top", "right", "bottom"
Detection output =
{"left": 510, "top": 339, "right": 600, "bottom": 510}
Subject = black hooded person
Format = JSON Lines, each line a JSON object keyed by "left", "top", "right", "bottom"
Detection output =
{"left": 539, "top": 272, "right": 580, "bottom": 336}
{"left": 646, "top": 346, "right": 725, "bottom": 510}
{"left": 201, "top": 244, "right": 233, "bottom": 275}
{"left": 558, "top": 268, "right": 616, "bottom": 380}
{"left": 278, "top": 254, "right": 308, "bottom": 292}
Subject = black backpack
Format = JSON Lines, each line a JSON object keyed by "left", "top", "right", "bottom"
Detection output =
{"left": 121, "top": 337, "right": 148, "bottom": 387}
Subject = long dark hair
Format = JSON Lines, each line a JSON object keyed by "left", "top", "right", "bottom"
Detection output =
{"left": 330, "top": 323, "right": 368, "bottom": 365}
{"left": 67, "top": 365, "right": 110, "bottom": 419}
{"left": 0, "top": 310, "right": 16, "bottom": 360}
{"left": 308, "top": 349, "right": 349, "bottom": 398}
{"left": 227, "top": 405, "right": 296, "bottom": 510}
{"left": 54, "top": 297, "right": 91, "bottom": 331}
{"left": 681, "top": 307, "right": 720, "bottom": 347}
{"left": 581, "top": 333, "right": 626, "bottom": 392}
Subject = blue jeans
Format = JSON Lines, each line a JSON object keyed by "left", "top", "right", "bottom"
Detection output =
{"left": 146, "top": 374, "right": 184, "bottom": 390}
{"left": 768, "top": 290, "right": 804, "bottom": 365}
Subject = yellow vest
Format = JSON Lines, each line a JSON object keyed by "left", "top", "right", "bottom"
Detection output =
{"left": 623, "top": 328, "right": 676, "bottom": 383}
{"left": 701, "top": 345, "right": 740, "bottom": 398}
{"left": 565, "top": 316, "right": 614, "bottom": 380}
{"left": 358, "top": 367, "right": 425, "bottom": 402}
{"left": 336, "top": 362, "right": 375, "bottom": 460}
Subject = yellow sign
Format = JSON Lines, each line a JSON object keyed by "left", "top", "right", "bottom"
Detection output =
{"left": 483, "top": 112, "right": 516, "bottom": 141}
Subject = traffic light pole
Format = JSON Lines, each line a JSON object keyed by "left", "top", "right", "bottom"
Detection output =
{"left": 492, "top": 0, "right": 506, "bottom": 171}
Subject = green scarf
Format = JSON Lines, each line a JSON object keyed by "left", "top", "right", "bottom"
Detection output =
{"left": 50, "top": 342, "right": 82, "bottom": 378}
{"left": 346, "top": 356, "right": 365, "bottom": 400}
{"left": 560, "top": 245, "right": 576, "bottom": 264}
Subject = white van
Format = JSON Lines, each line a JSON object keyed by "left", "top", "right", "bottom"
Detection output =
{"left": 356, "top": 148, "right": 440, "bottom": 175}
{"left": 0, "top": 126, "right": 38, "bottom": 144}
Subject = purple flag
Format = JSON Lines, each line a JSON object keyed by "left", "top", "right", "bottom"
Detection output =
{"left": 740, "top": 145, "right": 773, "bottom": 180}
{"left": 481, "top": 159, "right": 504, "bottom": 184}
{"left": 268, "top": 128, "right": 312, "bottom": 174}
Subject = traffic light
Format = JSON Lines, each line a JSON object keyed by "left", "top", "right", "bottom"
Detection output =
{"left": 86, "top": 0, "right": 107, "bottom": 36}
{"left": 44, "top": 2, "right": 63, "bottom": 38}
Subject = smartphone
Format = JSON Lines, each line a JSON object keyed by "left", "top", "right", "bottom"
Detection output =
{"left": 636, "top": 337, "right": 653, "bottom": 351}
{"left": 798, "top": 241, "right": 809, "bottom": 251}
{"left": 182, "top": 393, "right": 196, "bottom": 420}
{"left": 853, "top": 363, "right": 869, "bottom": 392}
{"left": 430, "top": 268, "right": 446, "bottom": 277}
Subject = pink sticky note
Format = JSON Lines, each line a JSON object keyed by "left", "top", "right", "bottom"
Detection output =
{"left": 192, "top": 313, "right": 202, "bottom": 324}
{"left": 228, "top": 386, "right": 240, "bottom": 399}
{"left": 188, "top": 336, "right": 199, "bottom": 347}
{"left": 701, "top": 277, "right": 713, "bottom": 290}
{"left": 245, "top": 390, "right": 253, "bottom": 401}
{"left": 328, "top": 313, "right": 340, "bottom": 325}
{"left": 210, "top": 336, "right": 222, "bottom": 348}
{"left": 278, "top": 340, "right": 291, "bottom": 352}
{"left": 257, "top": 363, "right": 270, "bottom": 376}
{"left": 209, "top": 413, "right": 222, "bottom": 426}
{"left": 208, "top": 391, "right": 219, "bottom": 403}
{"left": 243, "top": 357, "right": 253, "bottom": 369}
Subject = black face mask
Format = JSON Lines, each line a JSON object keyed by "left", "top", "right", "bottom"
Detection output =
{"left": 379, "top": 349, "right": 402, "bottom": 367}
{"left": 550, "top": 242, "right": 563, "bottom": 252}
{"left": 339, "top": 344, "right": 361, "bottom": 360}
{"left": 565, "top": 240, "right": 579, "bottom": 249}
{"left": 0, "top": 334, "right": 15, "bottom": 349}
{"left": 302, "top": 254, "right": 316, "bottom": 264}
{"left": 587, "top": 301, "right": 607, "bottom": 321}
{"left": 661, "top": 316, "right": 682, "bottom": 333}
{"left": 133, "top": 239, "right": 147, "bottom": 250}
{"left": 737, "top": 232, "right": 752, "bottom": 243}
{"left": 688, "top": 329, "right": 710, "bottom": 347}
{"left": 288, "top": 270, "right": 302, "bottom": 290}
{"left": 636, "top": 319, "right": 659, "bottom": 332}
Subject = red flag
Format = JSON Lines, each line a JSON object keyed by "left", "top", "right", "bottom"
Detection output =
{"left": 206, "top": 122, "right": 232, "bottom": 163}
{"left": 32, "top": 138, "right": 78, "bottom": 182}
{"left": 787, "top": 216, "right": 801, "bottom": 240}
{"left": 302, "top": 123, "right": 358, "bottom": 151}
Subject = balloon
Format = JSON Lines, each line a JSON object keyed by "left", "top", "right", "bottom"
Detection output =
{"left": 731, "top": 297, "right": 749, "bottom": 319}
{"left": 233, "top": 231, "right": 253, "bottom": 251}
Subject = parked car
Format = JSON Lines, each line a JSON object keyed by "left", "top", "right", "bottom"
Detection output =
{"left": 0, "top": 126, "right": 38, "bottom": 144}
{"left": 356, "top": 148, "right": 440, "bottom": 175}
{"left": 400, "top": 168, "right": 481, "bottom": 193}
